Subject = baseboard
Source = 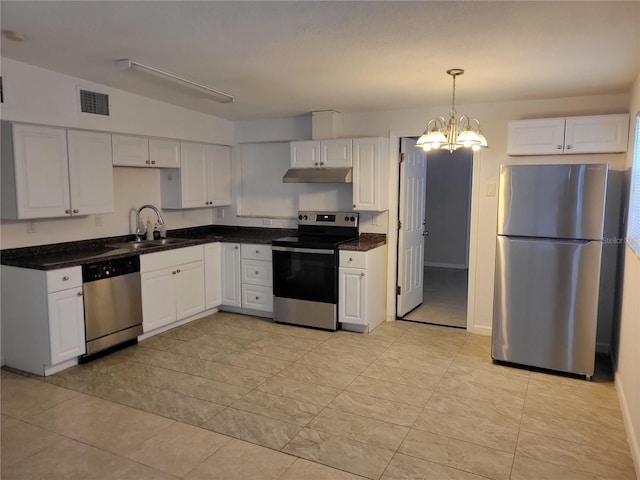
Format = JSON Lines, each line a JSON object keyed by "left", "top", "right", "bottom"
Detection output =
{"left": 424, "top": 261, "right": 468, "bottom": 269}
{"left": 615, "top": 372, "right": 640, "bottom": 478}
{"left": 469, "top": 324, "right": 492, "bottom": 336}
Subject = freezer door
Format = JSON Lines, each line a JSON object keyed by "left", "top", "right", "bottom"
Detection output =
{"left": 492, "top": 236, "right": 602, "bottom": 376}
{"left": 497, "top": 164, "right": 607, "bottom": 240}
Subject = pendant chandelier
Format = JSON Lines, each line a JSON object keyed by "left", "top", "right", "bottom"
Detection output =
{"left": 416, "top": 68, "right": 488, "bottom": 153}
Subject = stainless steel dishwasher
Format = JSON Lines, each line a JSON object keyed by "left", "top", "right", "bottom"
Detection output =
{"left": 81, "top": 256, "right": 143, "bottom": 359}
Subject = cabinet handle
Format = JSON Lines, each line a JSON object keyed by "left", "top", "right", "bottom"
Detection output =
{"left": 235, "top": 246, "right": 239, "bottom": 250}
{"left": 320, "top": 162, "right": 325, "bottom": 166}
{"left": 255, "top": 296, "right": 259, "bottom": 300}
{"left": 349, "top": 258, "right": 353, "bottom": 262}
{"left": 314, "top": 162, "right": 319, "bottom": 166}
{"left": 73, "top": 209, "right": 79, "bottom": 214}
{"left": 151, "top": 160, "right": 156, "bottom": 165}
{"left": 172, "top": 270, "right": 177, "bottom": 275}
{"left": 556, "top": 145, "right": 563, "bottom": 150}
{"left": 255, "top": 250, "right": 260, "bottom": 254}
{"left": 361, "top": 272, "right": 365, "bottom": 277}
{"left": 63, "top": 276, "right": 70, "bottom": 281}
{"left": 566, "top": 145, "right": 573, "bottom": 150}
{"left": 77, "top": 291, "right": 83, "bottom": 296}
{"left": 353, "top": 204, "right": 356, "bottom": 208}
{"left": 65, "top": 209, "right": 71, "bottom": 214}
{"left": 255, "top": 271, "right": 259, "bottom": 275}
{"left": 177, "top": 269, "right": 181, "bottom": 273}
{"left": 146, "top": 160, "right": 151, "bottom": 165}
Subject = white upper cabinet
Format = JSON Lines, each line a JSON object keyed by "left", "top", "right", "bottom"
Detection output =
{"left": 1, "top": 123, "right": 113, "bottom": 219}
{"left": 290, "top": 139, "right": 352, "bottom": 168}
{"left": 507, "top": 114, "right": 629, "bottom": 155}
{"left": 149, "top": 138, "right": 181, "bottom": 168}
{"left": 160, "top": 141, "right": 231, "bottom": 209}
{"left": 352, "top": 137, "right": 389, "bottom": 211}
{"left": 112, "top": 134, "right": 150, "bottom": 166}
{"left": 67, "top": 130, "right": 114, "bottom": 216}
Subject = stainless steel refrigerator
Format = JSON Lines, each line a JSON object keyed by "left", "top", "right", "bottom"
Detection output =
{"left": 492, "top": 163, "right": 608, "bottom": 378}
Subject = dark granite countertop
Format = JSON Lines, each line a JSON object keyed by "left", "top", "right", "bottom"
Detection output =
{"left": 1, "top": 226, "right": 296, "bottom": 271}
{"left": 339, "top": 233, "right": 387, "bottom": 252}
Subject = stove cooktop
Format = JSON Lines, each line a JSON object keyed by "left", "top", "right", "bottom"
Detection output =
{"left": 272, "top": 234, "right": 358, "bottom": 249}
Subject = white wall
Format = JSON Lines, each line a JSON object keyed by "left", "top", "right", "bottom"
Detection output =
{"left": 0, "top": 59, "right": 234, "bottom": 249}
{"left": 615, "top": 72, "right": 640, "bottom": 476}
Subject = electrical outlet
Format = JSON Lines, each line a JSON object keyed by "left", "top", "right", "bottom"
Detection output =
{"left": 27, "top": 221, "right": 35, "bottom": 233}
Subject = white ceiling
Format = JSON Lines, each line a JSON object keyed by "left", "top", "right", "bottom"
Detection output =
{"left": 1, "top": 1, "right": 639, "bottom": 121}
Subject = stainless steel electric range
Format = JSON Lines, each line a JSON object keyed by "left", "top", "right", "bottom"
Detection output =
{"left": 272, "top": 211, "right": 359, "bottom": 330}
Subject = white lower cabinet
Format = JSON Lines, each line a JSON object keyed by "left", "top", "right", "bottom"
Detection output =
{"left": 140, "top": 246, "right": 205, "bottom": 333}
{"left": 339, "top": 245, "right": 387, "bottom": 332}
{"left": 1, "top": 265, "right": 86, "bottom": 375}
{"left": 204, "top": 242, "right": 222, "bottom": 310}
{"left": 221, "top": 242, "right": 273, "bottom": 314}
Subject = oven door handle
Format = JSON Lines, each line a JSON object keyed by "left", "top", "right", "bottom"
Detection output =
{"left": 272, "top": 246, "right": 335, "bottom": 255}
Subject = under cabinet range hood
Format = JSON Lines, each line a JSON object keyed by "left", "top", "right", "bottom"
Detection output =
{"left": 282, "top": 167, "right": 352, "bottom": 183}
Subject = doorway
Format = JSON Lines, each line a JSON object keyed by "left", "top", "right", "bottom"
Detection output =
{"left": 396, "top": 141, "right": 473, "bottom": 328}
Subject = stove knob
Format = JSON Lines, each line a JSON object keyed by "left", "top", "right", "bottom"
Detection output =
{"left": 298, "top": 215, "right": 303, "bottom": 220}
{"left": 345, "top": 216, "right": 350, "bottom": 221}
{"left": 303, "top": 215, "right": 308, "bottom": 220}
{"left": 350, "top": 216, "right": 355, "bottom": 222}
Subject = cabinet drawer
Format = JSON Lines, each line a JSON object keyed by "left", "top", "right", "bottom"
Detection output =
{"left": 339, "top": 251, "right": 367, "bottom": 269}
{"left": 242, "top": 259, "right": 272, "bottom": 286}
{"left": 242, "top": 284, "right": 273, "bottom": 312}
{"left": 46, "top": 266, "right": 82, "bottom": 293}
{"left": 241, "top": 243, "right": 272, "bottom": 261}
{"left": 140, "top": 245, "right": 204, "bottom": 272}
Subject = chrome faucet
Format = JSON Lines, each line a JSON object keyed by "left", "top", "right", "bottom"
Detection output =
{"left": 135, "top": 204, "right": 165, "bottom": 241}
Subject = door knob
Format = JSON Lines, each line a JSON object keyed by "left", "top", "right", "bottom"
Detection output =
{"left": 422, "top": 231, "right": 429, "bottom": 236}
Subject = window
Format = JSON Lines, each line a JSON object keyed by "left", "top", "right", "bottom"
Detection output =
{"left": 628, "top": 114, "right": 640, "bottom": 255}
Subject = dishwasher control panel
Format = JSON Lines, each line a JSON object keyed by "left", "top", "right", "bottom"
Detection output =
{"left": 82, "top": 256, "right": 140, "bottom": 282}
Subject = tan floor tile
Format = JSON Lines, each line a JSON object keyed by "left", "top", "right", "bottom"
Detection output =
{"left": 369, "top": 322, "right": 411, "bottom": 341}
{"left": 189, "top": 332, "right": 256, "bottom": 351}
{"left": 436, "top": 376, "right": 526, "bottom": 410}
{"left": 203, "top": 407, "right": 302, "bottom": 450}
{"left": 311, "top": 343, "right": 380, "bottom": 364}
{"left": 413, "top": 409, "right": 518, "bottom": 452}
{"left": 326, "top": 332, "right": 393, "bottom": 354}
{"left": 425, "top": 391, "right": 522, "bottom": 430}
{"left": 257, "top": 375, "right": 341, "bottom": 407}
{"left": 520, "top": 412, "right": 630, "bottom": 455}
{"left": 376, "top": 350, "right": 453, "bottom": 376}
{"left": 139, "top": 335, "right": 185, "bottom": 351}
{"left": 99, "top": 459, "right": 181, "bottom": 480}
{"left": 0, "top": 414, "right": 62, "bottom": 473}
{"left": 246, "top": 342, "right": 309, "bottom": 361}
{"left": 309, "top": 407, "right": 409, "bottom": 451}
{"left": 347, "top": 375, "right": 433, "bottom": 407}
{"left": 526, "top": 376, "right": 620, "bottom": 406}
{"left": 1, "top": 371, "right": 80, "bottom": 419}
{"left": 232, "top": 390, "right": 321, "bottom": 426}
{"left": 360, "top": 363, "right": 442, "bottom": 390}
{"left": 125, "top": 421, "right": 231, "bottom": 477}
{"left": 381, "top": 453, "right": 487, "bottom": 480}
{"left": 329, "top": 391, "right": 421, "bottom": 427}
{"left": 70, "top": 405, "right": 174, "bottom": 456}
{"left": 283, "top": 427, "right": 394, "bottom": 480}
{"left": 445, "top": 358, "right": 530, "bottom": 393}
{"left": 298, "top": 350, "right": 371, "bottom": 375}
{"left": 510, "top": 454, "right": 605, "bottom": 480}
{"left": 399, "top": 429, "right": 514, "bottom": 480}
{"left": 136, "top": 388, "right": 227, "bottom": 426}
{"left": 185, "top": 438, "right": 295, "bottom": 480}
{"left": 160, "top": 323, "right": 209, "bottom": 341}
{"left": 278, "top": 362, "right": 358, "bottom": 389}
{"left": 516, "top": 430, "right": 636, "bottom": 479}
{"left": 280, "top": 458, "right": 368, "bottom": 480}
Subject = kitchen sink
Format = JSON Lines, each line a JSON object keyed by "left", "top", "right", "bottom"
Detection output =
{"left": 108, "top": 238, "right": 193, "bottom": 250}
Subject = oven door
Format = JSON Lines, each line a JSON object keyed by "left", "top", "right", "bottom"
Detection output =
{"left": 272, "top": 246, "right": 337, "bottom": 304}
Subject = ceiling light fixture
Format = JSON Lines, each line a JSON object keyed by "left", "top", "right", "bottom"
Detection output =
{"left": 116, "top": 59, "right": 234, "bottom": 104}
{"left": 417, "top": 69, "right": 488, "bottom": 153}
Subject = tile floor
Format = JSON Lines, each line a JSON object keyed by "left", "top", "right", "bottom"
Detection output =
{"left": 1, "top": 312, "right": 636, "bottom": 480}
{"left": 403, "top": 266, "right": 468, "bottom": 328}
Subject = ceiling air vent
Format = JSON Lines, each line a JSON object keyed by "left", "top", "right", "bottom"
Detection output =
{"left": 80, "top": 89, "right": 109, "bottom": 116}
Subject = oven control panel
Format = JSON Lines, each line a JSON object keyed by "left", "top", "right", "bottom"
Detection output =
{"left": 297, "top": 211, "right": 359, "bottom": 227}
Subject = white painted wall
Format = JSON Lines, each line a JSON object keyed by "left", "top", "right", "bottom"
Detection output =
{"left": 615, "top": 72, "right": 640, "bottom": 476}
{"left": 0, "top": 59, "right": 234, "bottom": 249}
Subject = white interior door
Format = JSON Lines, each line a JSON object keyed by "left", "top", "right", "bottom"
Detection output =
{"left": 397, "top": 138, "right": 427, "bottom": 317}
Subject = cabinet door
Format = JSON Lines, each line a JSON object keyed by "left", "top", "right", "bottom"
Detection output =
{"left": 204, "top": 243, "right": 222, "bottom": 309}
{"left": 48, "top": 287, "right": 86, "bottom": 364}
{"left": 564, "top": 114, "right": 629, "bottom": 154}
{"left": 507, "top": 119, "right": 566, "bottom": 155}
{"left": 141, "top": 267, "right": 176, "bottom": 332}
{"left": 290, "top": 141, "right": 321, "bottom": 168}
{"left": 67, "top": 130, "right": 114, "bottom": 216}
{"left": 339, "top": 267, "right": 367, "bottom": 326}
{"left": 321, "top": 139, "right": 352, "bottom": 167}
{"left": 206, "top": 144, "right": 232, "bottom": 206}
{"left": 175, "top": 261, "right": 205, "bottom": 320}
{"left": 149, "top": 138, "right": 181, "bottom": 168}
{"left": 353, "top": 138, "right": 383, "bottom": 211}
{"left": 241, "top": 259, "right": 273, "bottom": 286}
{"left": 112, "top": 134, "right": 150, "bottom": 167}
{"left": 180, "top": 142, "right": 208, "bottom": 208}
{"left": 12, "top": 124, "right": 71, "bottom": 219}
{"left": 221, "top": 243, "right": 242, "bottom": 307}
